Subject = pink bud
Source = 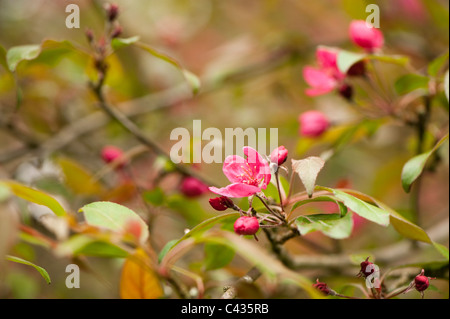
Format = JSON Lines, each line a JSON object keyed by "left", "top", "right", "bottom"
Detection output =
{"left": 111, "top": 25, "right": 123, "bottom": 38}
{"left": 209, "top": 196, "right": 234, "bottom": 211}
{"left": 270, "top": 146, "right": 288, "bottom": 166}
{"left": 101, "top": 145, "right": 126, "bottom": 168}
{"left": 180, "top": 177, "right": 209, "bottom": 198}
{"left": 234, "top": 216, "right": 260, "bottom": 235}
{"left": 298, "top": 111, "right": 330, "bottom": 138}
{"left": 349, "top": 20, "right": 384, "bottom": 51}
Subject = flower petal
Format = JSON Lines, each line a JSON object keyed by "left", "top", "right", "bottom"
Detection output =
{"left": 243, "top": 146, "right": 271, "bottom": 188}
{"left": 222, "top": 155, "right": 247, "bottom": 184}
{"left": 209, "top": 183, "right": 261, "bottom": 198}
{"left": 303, "top": 67, "right": 338, "bottom": 91}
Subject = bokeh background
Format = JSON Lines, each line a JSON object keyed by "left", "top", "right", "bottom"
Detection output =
{"left": 0, "top": 0, "right": 448, "bottom": 298}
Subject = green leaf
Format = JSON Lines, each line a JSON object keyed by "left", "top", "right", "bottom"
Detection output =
{"left": 337, "top": 50, "right": 409, "bottom": 74}
{"left": 143, "top": 187, "right": 165, "bottom": 207}
{"left": 290, "top": 195, "right": 347, "bottom": 216}
{"left": 433, "top": 242, "right": 449, "bottom": 260}
{"left": 166, "top": 194, "right": 211, "bottom": 226}
{"left": 158, "top": 239, "right": 178, "bottom": 263}
{"left": 111, "top": 36, "right": 140, "bottom": 51}
{"left": 3, "top": 181, "right": 66, "bottom": 217}
{"left": 401, "top": 134, "right": 449, "bottom": 193}
{"left": 5, "top": 40, "right": 84, "bottom": 72}
{"left": 318, "top": 187, "right": 390, "bottom": 227}
{"left": 204, "top": 243, "right": 235, "bottom": 271}
{"left": 6, "top": 44, "right": 41, "bottom": 72}
{"left": 78, "top": 201, "right": 149, "bottom": 244}
{"left": 169, "top": 212, "right": 240, "bottom": 251}
{"left": 56, "top": 157, "right": 105, "bottom": 196}
{"left": 336, "top": 188, "right": 433, "bottom": 244}
{"left": 56, "top": 234, "right": 128, "bottom": 258}
{"left": 428, "top": 52, "right": 449, "bottom": 77}
{"left": 6, "top": 255, "right": 51, "bottom": 284}
{"left": 394, "top": 74, "right": 429, "bottom": 95}
{"left": 337, "top": 50, "right": 367, "bottom": 74}
{"left": 295, "top": 211, "right": 353, "bottom": 239}
{"left": 291, "top": 157, "right": 325, "bottom": 198}
{"left": 134, "top": 42, "right": 201, "bottom": 95}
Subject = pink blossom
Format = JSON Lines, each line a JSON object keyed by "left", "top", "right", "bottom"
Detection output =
{"left": 180, "top": 176, "right": 209, "bottom": 197}
{"left": 298, "top": 111, "right": 330, "bottom": 137}
{"left": 209, "top": 147, "right": 271, "bottom": 198}
{"left": 349, "top": 20, "right": 384, "bottom": 51}
{"left": 303, "top": 47, "right": 347, "bottom": 97}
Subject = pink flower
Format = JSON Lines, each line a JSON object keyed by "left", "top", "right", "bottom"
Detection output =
{"left": 180, "top": 176, "right": 209, "bottom": 197}
{"left": 270, "top": 146, "right": 288, "bottom": 166}
{"left": 303, "top": 47, "right": 348, "bottom": 97}
{"left": 298, "top": 111, "right": 330, "bottom": 137}
{"left": 209, "top": 147, "right": 271, "bottom": 198}
{"left": 349, "top": 20, "right": 384, "bottom": 51}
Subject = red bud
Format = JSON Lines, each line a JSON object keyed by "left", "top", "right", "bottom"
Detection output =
{"left": 234, "top": 216, "right": 259, "bottom": 236}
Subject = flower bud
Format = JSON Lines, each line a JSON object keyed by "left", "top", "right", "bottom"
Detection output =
{"left": 358, "top": 257, "right": 375, "bottom": 278}
{"left": 234, "top": 216, "right": 260, "bottom": 236}
{"left": 270, "top": 146, "right": 288, "bottom": 166}
{"left": 414, "top": 269, "right": 435, "bottom": 292}
{"left": 349, "top": 20, "right": 384, "bottom": 52}
{"left": 85, "top": 28, "right": 94, "bottom": 44}
{"left": 338, "top": 84, "right": 353, "bottom": 101}
{"left": 313, "top": 279, "right": 332, "bottom": 295}
{"left": 111, "top": 25, "right": 123, "bottom": 38}
{"left": 105, "top": 3, "right": 119, "bottom": 22}
{"left": 209, "top": 196, "right": 234, "bottom": 211}
{"left": 347, "top": 61, "right": 366, "bottom": 77}
{"left": 180, "top": 176, "right": 209, "bottom": 198}
{"left": 101, "top": 145, "right": 126, "bottom": 168}
{"left": 298, "top": 111, "right": 330, "bottom": 138}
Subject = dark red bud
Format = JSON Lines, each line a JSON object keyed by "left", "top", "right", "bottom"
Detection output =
{"left": 105, "top": 3, "right": 119, "bottom": 22}
{"left": 339, "top": 84, "right": 353, "bottom": 101}
{"left": 414, "top": 269, "right": 435, "bottom": 292}
{"left": 85, "top": 29, "right": 94, "bottom": 44}
{"left": 358, "top": 257, "right": 375, "bottom": 278}
{"left": 209, "top": 196, "right": 234, "bottom": 211}
{"left": 347, "top": 61, "right": 366, "bottom": 77}
{"left": 313, "top": 279, "right": 331, "bottom": 295}
{"left": 111, "top": 25, "right": 123, "bottom": 38}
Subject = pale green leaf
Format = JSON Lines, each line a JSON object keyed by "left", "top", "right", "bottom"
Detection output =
{"left": 6, "top": 255, "right": 51, "bottom": 284}
{"left": 78, "top": 201, "right": 149, "bottom": 244}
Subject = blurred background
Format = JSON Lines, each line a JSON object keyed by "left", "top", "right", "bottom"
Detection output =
{"left": 0, "top": 0, "right": 448, "bottom": 298}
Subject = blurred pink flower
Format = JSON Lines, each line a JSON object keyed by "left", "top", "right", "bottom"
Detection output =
{"left": 298, "top": 111, "right": 330, "bottom": 137}
{"left": 101, "top": 145, "right": 126, "bottom": 168}
{"left": 398, "top": 0, "right": 427, "bottom": 23}
{"left": 209, "top": 147, "right": 271, "bottom": 198}
{"left": 349, "top": 20, "right": 384, "bottom": 51}
{"left": 303, "top": 47, "right": 346, "bottom": 97}
{"left": 180, "top": 176, "right": 209, "bottom": 197}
